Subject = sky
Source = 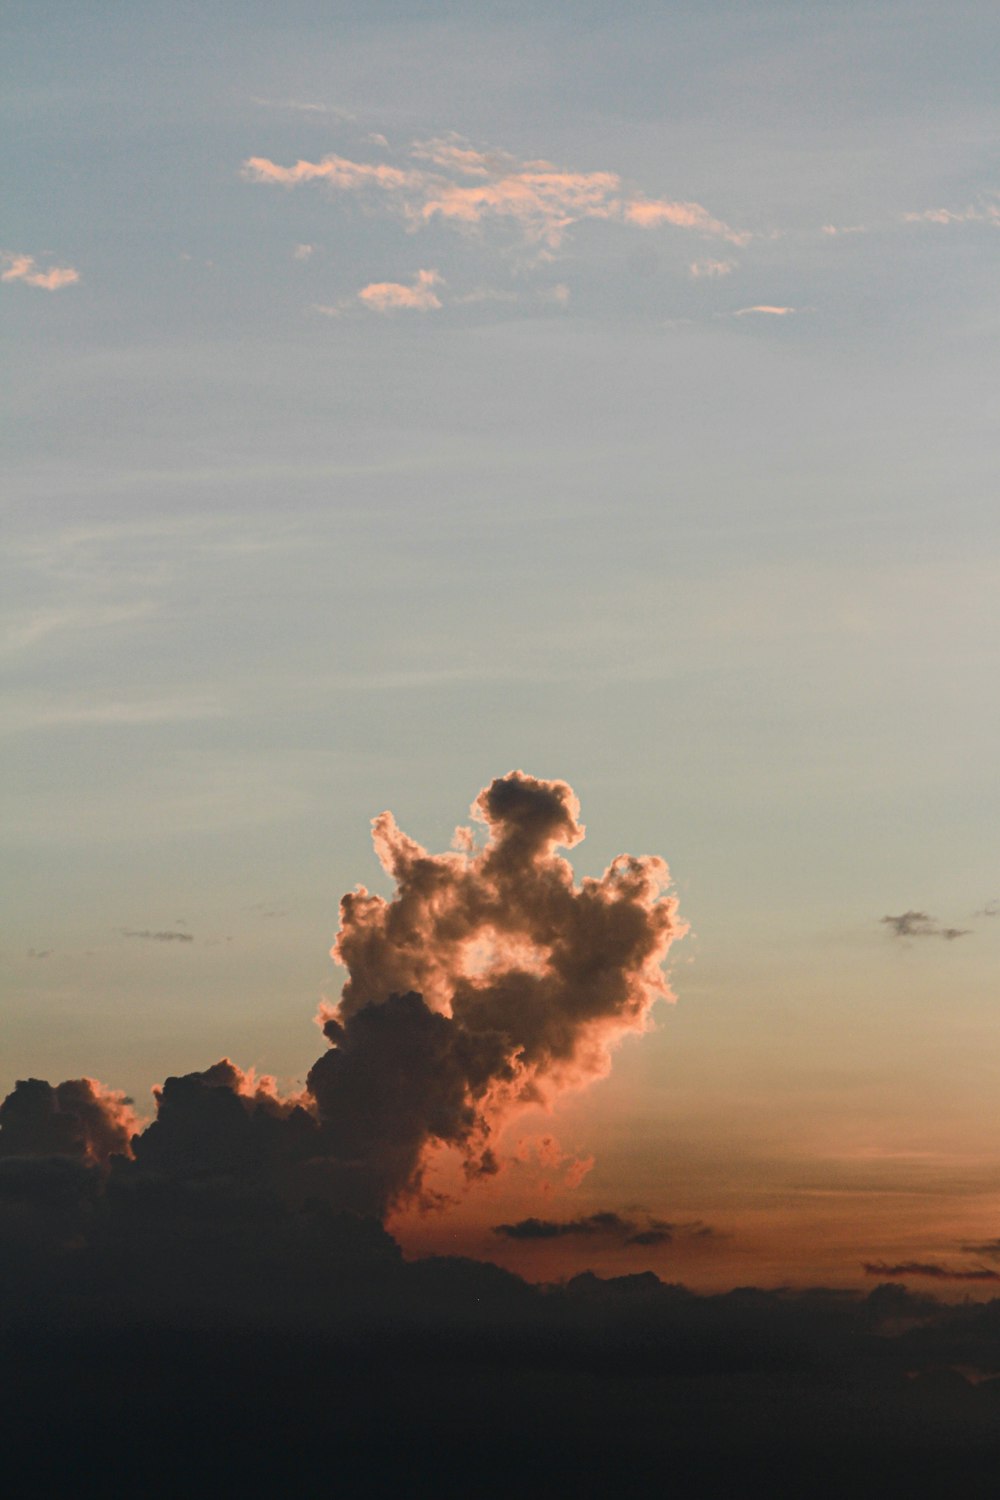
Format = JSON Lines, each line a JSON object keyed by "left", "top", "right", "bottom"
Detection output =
{"left": 3, "top": 0, "right": 1000, "bottom": 1295}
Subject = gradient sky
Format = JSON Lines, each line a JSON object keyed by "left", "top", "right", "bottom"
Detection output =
{"left": 3, "top": 0, "right": 999, "bottom": 1291}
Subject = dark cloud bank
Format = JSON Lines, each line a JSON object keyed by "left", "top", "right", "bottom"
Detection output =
{"left": 5, "top": 775, "right": 1000, "bottom": 1493}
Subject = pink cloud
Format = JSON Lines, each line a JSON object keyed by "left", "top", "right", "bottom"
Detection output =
{"left": 625, "top": 199, "right": 748, "bottom": 244}
{"left": 734, "top": 304, "right": 795, "bottom": 316}
{"left": 241, "top": 153, "right": 421, "bottom": 192}
{"left": 357, "top": 268, "right": 442, "bottom": 312}
{"left": 243, "top": 137, "right": 745, "bottom": 250}
{"left": 2, "top": 252, "right": 79, "bottom": 290}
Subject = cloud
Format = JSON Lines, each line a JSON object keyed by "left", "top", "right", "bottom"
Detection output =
{"left": 494, "top": 1211, "right": 637, "bottom": 1241}
{"left": 974, "top": 899, "right": 998, "bottom": 918}
{"left": 863, "top": 1260, "right": 1000, "bottom": 1283}
{"left": 3, "top": 773, "right": 684, "bottom": 1222}
{"left": 0, "top": 1077, "right": 137, "bottom": 1165}
{"left": 493, "top": 1211, "right": 716, "bottom": 1248}
{"left": 733, "top": 305, "right": 795, "bottom": 317}
{"left": 880, "top": 911, "right": 970, "bottom": 941}
{"left": 960, "top": 1239, "right": 1000, "bottom": 1259}
{"left": 243, "top": 136, "right": 745, "bottom": 251}
{"left": 357, "top": 268, "right": 442, "bottom": 313}
{"left": 122, "top": 929, "right": 195, "bottom": 943}
{"left": 623, "top": 200, "right": 747, "bottom": 244}
{"left": 1, "top": 251, "right": 79, "bottom": 290}
{"left": 690, "top": 258, "right": 736, "bottom": 278}
{"left": 293, "top": 243, "right": 316, "bottom": 260}
{"left": 903, "top": 200, "right": 1000, "bottom": 228}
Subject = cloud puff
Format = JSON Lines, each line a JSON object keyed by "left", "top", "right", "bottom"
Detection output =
{"left": 1, "top": 251, "right": 79, "bottom": 290}
{"left": 357, "top": 268, "right": 442, "bottom": 312}
{"left": 733, "top": 304, "right": 795, "bottom": 317}
{"left": 880, "top": 911, "right": 970, "bottom": 941}
{"left": 243, "top": 136, "right": 745, "bottom": 251}
{"left": 690, "top": 258, "right": 736, "bottom": 278}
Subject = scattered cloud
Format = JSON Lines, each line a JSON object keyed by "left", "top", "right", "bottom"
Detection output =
{"left": 27, "top": 948, "right": 53, "bottom": 960}
{"left": 733, "top": 304, "right": 795, "bottom": 317}
{"left": 357, "top": 268, "right": 442, "bottom": 312}
{"left": 293, "top": 243, "right": 316, "bottom": 260}
{"left": 881, "top": 911, "right": 970, "bottom": 941}
{"left": 1, "top": 251, "right": 79, "bottom": 290}
{"left": 243, "top": 135, "right": 746, "bottom": 251}
{"left": 690, "top": 258, "right": 736, "bottom": 278}
{"left": 493, "top": 1211, "right": 716, "bottom": 1248}
{"left": 960, "top": 1240, "right": 1000, "bottom": 1260}
{"left": 122, "top": 929, "right": 195, "bottom": 943}
{"left": 974, "top": 899, "right": 999, "bottom": 918}
{"left": 863, "top": 1260, "right": 1000, "bottom": 1283}
{"left": 820, "top": 223, "right": 868, "bottom": 236}
{"left": 903, "top": 200, "right": 1000, "bottom": 229}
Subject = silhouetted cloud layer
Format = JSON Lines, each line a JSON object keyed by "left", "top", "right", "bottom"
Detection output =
{"left": 864, "top": 1260, "right": 1000, "bottom": 1283}
{"left": 493, "top": 1211, "right": 717, "bottom": 1248}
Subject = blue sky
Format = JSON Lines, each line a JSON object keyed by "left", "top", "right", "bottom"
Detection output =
{"left": 3, "top": 0, "right": 999, "bottom": 1283}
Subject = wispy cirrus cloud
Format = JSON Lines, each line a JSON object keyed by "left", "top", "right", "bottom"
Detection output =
{"left": 2, "top": 251, "right": 79, "bottom": 290}
{"left": 242, "top": 133, "right": 747, "bottom": 251}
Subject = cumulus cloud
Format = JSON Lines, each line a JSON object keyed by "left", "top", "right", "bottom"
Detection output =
{"left": 2, "top": 773, "right": 685, "bottom": 1223}
{"left": 242, "top": 136, "right": 745, "bottom": 251}
{"left": 1, "top": 251, "right": 79, "bottom": 290}
{"left": 880, "top": 911, "right": 970, "bottom": 941}
{"left": 0, "top": 1078, "right": 137, "bottom": 1165}
{"left": 357, "top": 268, "right": 442, "bottom": 312}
